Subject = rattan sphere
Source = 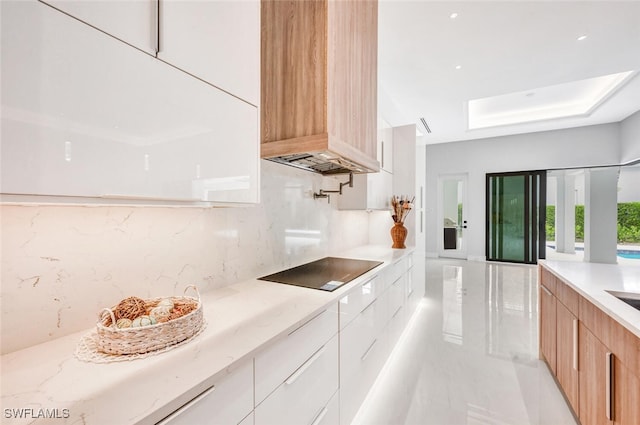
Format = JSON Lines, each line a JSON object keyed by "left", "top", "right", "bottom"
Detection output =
{"left": 114, "top": 296, "right": 147, "bottom": 321}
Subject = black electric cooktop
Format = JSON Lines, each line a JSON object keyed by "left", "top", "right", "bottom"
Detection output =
{"left": 258, "top": 257, "right": 383, "bottom": 292}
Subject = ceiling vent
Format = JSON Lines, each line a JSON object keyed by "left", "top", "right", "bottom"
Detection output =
{"left": 420, "top": 117, "right": 432, "bottom": 134}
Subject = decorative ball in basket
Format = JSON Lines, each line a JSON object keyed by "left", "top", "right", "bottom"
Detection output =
{"left": 96, "top": 285, "right": 203, "bottom": 355}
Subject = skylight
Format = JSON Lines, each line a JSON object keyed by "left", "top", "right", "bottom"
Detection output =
{"left": 467, "top": 71, "right": 636, "bottom": 130}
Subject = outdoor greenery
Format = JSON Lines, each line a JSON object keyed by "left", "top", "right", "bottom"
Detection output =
{"left": 546, "top": 202, "right": 640, "bottom": 244}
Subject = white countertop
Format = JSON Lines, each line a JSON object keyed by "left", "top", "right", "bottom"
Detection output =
{"left": 540, "top": 260, "right": 640, "bottom": 338}
{"left": 1, "top": 245, "right": 414, "bottom": 425}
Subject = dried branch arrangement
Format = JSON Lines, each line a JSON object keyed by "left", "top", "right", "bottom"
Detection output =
{"left": 391, "top": 195, "right": 415, "bottom": 224}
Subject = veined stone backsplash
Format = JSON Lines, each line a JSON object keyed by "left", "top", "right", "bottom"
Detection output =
{"left": 1, "top": 160, "right": 376, "bottom": 354}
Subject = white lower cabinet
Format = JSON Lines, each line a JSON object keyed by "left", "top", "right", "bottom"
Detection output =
{"left": 254, "top": 305, "right": 338, "bottom": 404}
{"left": 255, "top": 335, "right": 339, "bottom": 425}
{"left": 156, "top": 253, "right": 422, "bottom": 425}
{"left": 157, "top": 360, "right": 253, "bottom": 425}
{"left": 339, "top": 294, "right": 388, "bottom": 425}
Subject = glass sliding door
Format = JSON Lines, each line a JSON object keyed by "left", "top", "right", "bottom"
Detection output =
{"left": 486, "top": 171, "right": 546, "bottom": 264}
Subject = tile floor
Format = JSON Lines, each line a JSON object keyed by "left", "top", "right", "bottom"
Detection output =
{"left": 352, "top": 258, "right": 579, "bottom": 425}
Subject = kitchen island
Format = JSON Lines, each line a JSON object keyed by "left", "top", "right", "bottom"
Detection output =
{"left": 539, "top": 260, "right": 640, "bottom": 425}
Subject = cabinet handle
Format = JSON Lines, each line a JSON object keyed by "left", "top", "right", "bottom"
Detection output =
{"left": 285, "top": 345, "right": 326, "bottom": 386}
{"left": 361, "top": 298, "right": 377, "bottom": 314}
{"left": 606, "top": 351, "right": 613, "bottom": 421}
{"left": 156, "top": 384, "right": 216, "bottom": 424}
{"left": 381, "top": 140, "right": 385, "bottom": 169}
{"left": 392, "top": 305, "right": 403, "bottom": 319}
{"left": 309, "top": 407, "right": 328, "bottom": 425}
{"left": 361, "top": 339, "right": 378, "bottom": 362}
{"left": 541, "top": 285, "right": 552, "bottom": 296}
{"left": 155, "top": 0, "right": 161, "bottom": 54}
{"left": 572, "top": 319, "right": 578, "bottom": 371}
{"left": 420, "top": 211, "right": 424, "bottom": 233}
{"left": 289, "top": 310, "right": 326, "bottom": 336}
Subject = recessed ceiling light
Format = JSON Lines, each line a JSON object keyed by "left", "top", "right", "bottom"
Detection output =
{"left": 577, "top": 35, "right": 588, "bottom": 41}
{"left": 467, "top": 71, "right": 636, "bottom": 130}
{"left": 450, "top": 12, "right": 458, "bottom": 19}
{"left": 455, "top": 65, "right": 462, "bottom": 70}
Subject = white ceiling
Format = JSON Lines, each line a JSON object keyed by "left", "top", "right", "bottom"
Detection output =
{"left": 378, "top": 1, "right": 640, "bottom": 145}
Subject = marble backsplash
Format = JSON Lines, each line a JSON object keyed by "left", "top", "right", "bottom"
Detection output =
{"left": 0, "top": 160, "right": 375, "bottom": 354}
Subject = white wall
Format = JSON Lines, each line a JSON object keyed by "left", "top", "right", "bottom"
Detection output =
{"left": 0, "top": 160, "right": 371, "bottom": 353}
{"left": 425, "top": 123, "right": 621, "bottom": 260}
{"left": 620, "top": 110, "right": 640, "bottom": 164}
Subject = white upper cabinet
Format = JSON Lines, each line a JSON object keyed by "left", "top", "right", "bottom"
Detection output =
{"left": 39, "top": 0, "right": 260, "bottom": 105}
{"left": 40, "top": 0, "right": 157, "bottom": 55}
{"left": 1, "top": 1, "right": 259, "bottom": 205}
{"left": 158, "top": 0, "right": 259, "bottom": 105}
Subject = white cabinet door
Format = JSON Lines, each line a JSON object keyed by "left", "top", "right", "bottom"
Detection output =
{"left": 337, "top": 171, "right": 392, "bottom": 211}
{"left": 1, "top": 1, "right": 259, "bottom": 205}
{"left": 254, "top": 306, "right": 338, "bottom": 405}
{"left": 255, "top": 335, "right": 339, "bottom": 425}
{"left": 158, "top": 0, "right": 259, "bottom": 105}
{"left": 40, "top": 0, "right": 156, "bottom": 54}
{"left": 339, "top": 295, "right": 387, "bottom": 425}
{"left": 157, "top": 360, "right": 253, "bottom": 425}
{"left": 338, "top": 275, "right": 384, "bottom": 330}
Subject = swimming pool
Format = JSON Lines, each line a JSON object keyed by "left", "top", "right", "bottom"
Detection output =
{"left": 617, "top": 250, "right": 640, "bottom": 259}
{"left": 547, "top": 245, "right": 640, "bottom": 260}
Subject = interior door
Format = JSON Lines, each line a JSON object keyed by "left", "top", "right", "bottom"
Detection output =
{"left": 486, "top": 171, "right": 546, "bottom": 264}
{"left": 438, "top": 174, "right": 468, "bottom": 259}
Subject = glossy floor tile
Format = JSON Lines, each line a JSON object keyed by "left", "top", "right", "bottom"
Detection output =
{"left": 353, "top": 259, "right": 578, "bottom": 425}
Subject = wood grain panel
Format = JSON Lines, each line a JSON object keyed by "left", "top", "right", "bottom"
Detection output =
{"left": 608, "top": 315, "right": 640, "bottom": 378}
{"left": 580, "top": 294, "right": 640, "bottom": 378}
{"left": 260, "top": 133, "right": 329, "bottom": 158}
{"left": 327, "top": 0, "right": 377, "bottom": 160}
{"left": 540, "top": 284, "right": 557, "bottom": 374}
{"left": 261, "top": 0, "right": 327, "bottom": 143}
{"left": 580, "top": 295, "right": 611, "bottom": 348}
{"left": 614, "top": 358, "right": 640, "bottom": 425}
{"left": 540, "top": 266, "right": 557, "bottom": 295}
{"left": 556, "top": 277, "right": 580, "bottom": 315}
{"left": 579, "top": 322, "right": 612, "bottom": 425}
{"left": 557, "top": 302, "right": 579, "bottom": 414}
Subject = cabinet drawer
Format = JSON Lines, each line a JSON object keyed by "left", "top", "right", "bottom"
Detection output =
{"left": 157, "top": 360, "right": 253, "bottom": 425}
{"left": 255, "top": 335, "right": 339, "bottom": 425}
{"left": 386, "top": 274, "right": 405, "bottom": 327}
{"left": 540, "top": 266, "right": 557, "bottom": 295}
{"left": 255, "top": 305, "right": 338, "bottom": 404}
{"left": 387, "top": 258, "right": 408, "bottom": 286}
{"left": 556, "top": 278, "right": 580, "bottom": 314}
{"left": 339, "top": 275, "right": 384, "bottom": 330}
{"left": 340, "top": 315, "right": 387, "bottom": 425}
{"left": 386, "top": 300, "right": 406, "bottom": 354}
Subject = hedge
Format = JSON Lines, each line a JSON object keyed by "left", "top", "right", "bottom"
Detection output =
{"left": 546, "top": 202, "right": 640, "bottom": 244}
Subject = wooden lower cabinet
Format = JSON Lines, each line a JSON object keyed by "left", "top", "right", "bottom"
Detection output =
{"left": 539, "top": 264, "right": 640, "bottom": 425}
{"left": 556, "top": 301, "right": 579, "bottom": 413}
{"left": 613, "top": 355, "right": 640, "bottom": 425}
{"left": 540, "top": 284, "right": 557, "bottom": 373}
{"left": 579, "top": 323, "right": 611, "bottom": 425}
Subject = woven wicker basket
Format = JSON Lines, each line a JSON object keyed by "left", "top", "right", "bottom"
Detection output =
{"left": 96, "top": 285, "right": 203, "bottom": 355}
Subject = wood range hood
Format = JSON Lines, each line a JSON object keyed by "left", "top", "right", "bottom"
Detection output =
{"left": 260, "top": 0, "right": 380, "bottom": 175}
